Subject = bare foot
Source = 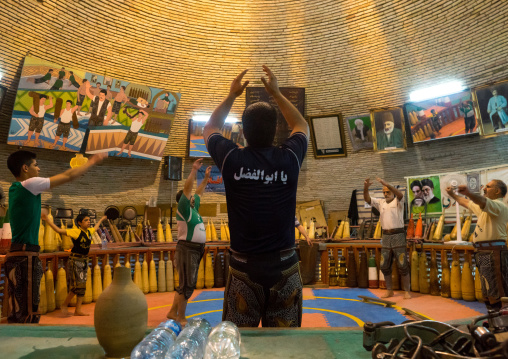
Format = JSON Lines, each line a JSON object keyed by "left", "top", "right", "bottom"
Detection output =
{"left": 49, "top": 143, "right": 56, "bottom": 148}
{"left": 381, "top": 290, "right": 394, "bottom": 298}
{"left": 178, "top": 317, "right": 188, "bottom": 327}
{"left": 74, "top": 310, "right": 90, "bottom": 316}
{"left": 23, "top": 140, "right": 31, "bottom": 146}
{"left": 167, "top": 311, "right": 178, "bottom": 321}
{"left": 403, "top": 292, "right": 412, "bottom": 299}
{"left": 61, "top": 306, "right": 71, "bottom": 316}
{"left": 116, "top": 152, "right": 122, "bottom": 156}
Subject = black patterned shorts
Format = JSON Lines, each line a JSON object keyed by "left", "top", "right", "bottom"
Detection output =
{"left": 56, "top": 122, "right": 71, "bottom": 137}
{"left": 223, "top": 250, "right": 303, "bottom": 327}
{"left": 123, "top": 130, "right": 139, "bottom": 145}
{"left": 28, "top": 116, "right": 44, "bottom": 133}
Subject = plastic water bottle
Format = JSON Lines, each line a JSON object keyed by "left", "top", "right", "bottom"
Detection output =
{"left": 204, "top": 321, "right": 241, "bottom": 359}
{"left": 186, "top": 318, "right": 212, "bottom": 336}
{"left": 166, "top": 318, "right": 211, "bottom": 359}
{"left": 101, "top": 231, "right": 108, "bottom": 249}
{"left": 131, "top": 320, "right": 182, "bottom": 359}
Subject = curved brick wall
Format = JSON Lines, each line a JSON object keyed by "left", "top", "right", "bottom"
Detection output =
{"left": 0, "top": 0, "right": 507, "bottom": 216}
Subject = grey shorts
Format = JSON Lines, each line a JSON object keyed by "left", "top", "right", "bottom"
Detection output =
{"left": 175, "top": 240, "right": 205, "bottom": 300}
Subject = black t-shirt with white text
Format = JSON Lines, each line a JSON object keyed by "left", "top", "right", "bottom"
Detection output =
{"left": 207, "top": 132, "right": 308, "bottom": 254}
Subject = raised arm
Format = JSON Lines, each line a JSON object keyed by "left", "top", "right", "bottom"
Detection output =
{"left": 44, "top": 97, "right": 54, "bottom": 111}
{"left": 363, "top": 178, "right": 373, "bottom": 205}
{"left": 195, "top": 166, "right": 211, "bottom": 196}
{"left": 85, "top": 81, "right": 94, "bottom": 101}
{"left": 204, "top": 70, "right": 249, "bottom": 147}
{"left": 183, "top": 158, "right": 203, "bottom": 198}
{"left": 49, "top": 153, "right": 107, "bottom": 189}
{"left": 93, "top": 215, "right": 108, "bottom": 231}
{"left": 377, "top": 177, "right": 404, "bottom": 201}
{"left": 446, "top": 185, "right": 481, "bottom": 209}
{"left": 41, "top": 213, "right": 67, "bottom": 235}
{"left": 261, "top": 65, "right": 309, "bottom": 137}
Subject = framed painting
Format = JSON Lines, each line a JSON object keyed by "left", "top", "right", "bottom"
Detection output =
{"left": 371, "top": 107, "right": 407, "bottom": 152}
{"left": 345, "top": 114, "right": 373, "bottom": 152}
{"left": 472, "top": 80, "right": 508, "bottom": 136}
{"left": 308, "top": 113, "right": 347, "bottom": 158}
{"left": 404, "top": 89, "right": 478, "bottom": 143}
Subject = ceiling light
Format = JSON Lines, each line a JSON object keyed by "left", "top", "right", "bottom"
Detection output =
{"left": 409, "top": 81, "right": 466, "bottom": 102}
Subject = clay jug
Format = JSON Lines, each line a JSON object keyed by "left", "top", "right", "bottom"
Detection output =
{"left": 94, "top": 266, "right": 148, "bottom": 358}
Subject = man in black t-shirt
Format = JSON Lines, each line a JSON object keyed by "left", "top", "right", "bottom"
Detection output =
{"left": 204, "top": 66, "right": 309, "bottom": 327}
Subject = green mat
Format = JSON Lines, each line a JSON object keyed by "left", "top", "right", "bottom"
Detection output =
{"left": 0, "top": 325, "right": 371, "bottom": 358}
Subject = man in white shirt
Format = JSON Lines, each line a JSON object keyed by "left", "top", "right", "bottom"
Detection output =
{"left": 24, "top": 94, "right": 53, "bottom": 147}
{"left": 364, "top": 177, "right": 411, "bottom": 299}
{"left": 446, "top": 180, "right": 508, "bottom": 310}
{"left": 116, "top": 108, "right": 149, "bottom": 157}
{"left": 50, "top": 100, "right": 78, "bottom": 150}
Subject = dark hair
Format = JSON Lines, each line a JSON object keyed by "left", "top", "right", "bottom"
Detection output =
{"left": 66, "top": 100, "right": 73, "bottom": 104}
{"left": 410, "top": 180, "right": 422, "bottom": 190}
{"left": 75, "top": 214, "right": 90, "bottom": 227}
{"left": 421, "top": 179, "right": 434, "bottom": 189}
{"left": 121, "top": 86, "right": 126, "bottom": 90}
{"left": 97, "top": 82, "right": 101, "bottom": 86}
{"left": 70, "top": 71, "right": 74, "bottom": 74}
{"left": 7, "top": 150, "right": 36, "bottom": 177}
{"left": 176, "top": 190, "right": 184, "bottom": 203}
{"left": 241, "top": 102, "right": 277, "bottom": 148}
{"left": 82, "top": 79, "right": 88, "bottom": 83}
{"left": 107, "top": 85, "right": 111, "bottom": 88}
{"left": 492, "top": 179, "right": 507, "bottom": 197}
{"left": 48, "top": 69, "right": 53, "bottom": 72}
{"left": 39, "top": 94, "right": 48, "bottom": 100}
{"left": 100, "top": 89, "right": 107, "bottom": 95}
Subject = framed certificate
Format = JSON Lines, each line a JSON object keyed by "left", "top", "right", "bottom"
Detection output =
{"left": 309, "top": 114, "right": 347, "bottom": 158}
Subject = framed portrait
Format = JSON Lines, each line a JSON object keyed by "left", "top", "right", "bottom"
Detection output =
{"left": 90, "top": 74, "right": 97, "bottom": 84}
{"left": 346, "top": 114, "right": 373, "bottom": 152}
{"left": 406, "top": 175, "right": 443, "bottom": 215}
{"left": 104, "top": 76, "right": 113, "bottom": 86}
{"left": 309, "top": 114, "right": 347, "bottom": 158}
{"left": 115, "top": 80, "right": 121, "bottom": 89}
{"left": 472, "top": 80, "right": 508, "bottom": 136}
{"left": 371, "top": 107, "right": 407, "bottom": 152}
{"left": 404, "top": 89, "right": 479, "bottom": 144}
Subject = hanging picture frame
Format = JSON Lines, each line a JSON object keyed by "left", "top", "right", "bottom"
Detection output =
{"left": 371, "top": 107, "right": 407, "bottom": 152}
{"left": 308, "top": 113, "right": 347, "bottom": 158}
{"left": 472, "top": 79, "right": 508, "bottom": 137}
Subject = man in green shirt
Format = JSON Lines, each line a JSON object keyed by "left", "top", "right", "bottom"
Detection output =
{"left": 167, "top": 158, "right": 211, "bottom": 325}
{"left": 5, "top": 150, "right": 107, "bottom": 323}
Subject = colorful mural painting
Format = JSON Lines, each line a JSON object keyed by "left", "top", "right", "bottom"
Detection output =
{"left": 8, "top": 56, "right": 180, "bottom": 160}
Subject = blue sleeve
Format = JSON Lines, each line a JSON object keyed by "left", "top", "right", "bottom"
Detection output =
{"left": 207, "top": 133, "right": 238, "bottom": 172}
{"left": 281, "top": 132, "right": 308, "bottom": 168}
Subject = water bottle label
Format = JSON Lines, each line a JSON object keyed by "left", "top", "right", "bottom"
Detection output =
{"left": 163, "top": 320, "right": 182, "bottom": 336}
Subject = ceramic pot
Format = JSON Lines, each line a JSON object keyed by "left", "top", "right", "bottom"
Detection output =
{"left": 94, "top": 266, "right": 147, "bottom": 358}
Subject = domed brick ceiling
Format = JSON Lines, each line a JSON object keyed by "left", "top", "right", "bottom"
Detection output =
{"left": 0, "top": 0, "right": 507, "bottom": 210}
